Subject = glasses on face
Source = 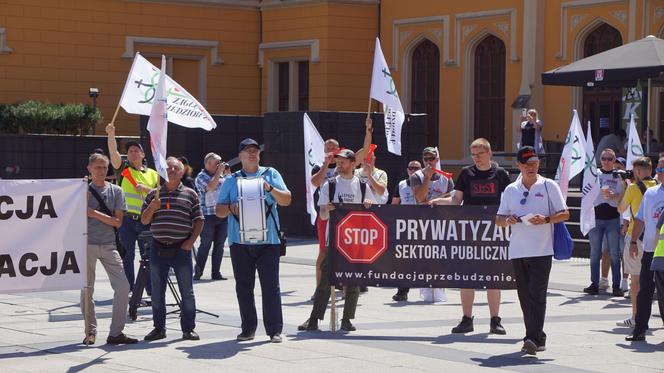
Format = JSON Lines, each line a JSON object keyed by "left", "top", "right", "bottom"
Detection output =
{"left": 601, "top": 157, "right": 615, "bottom": 162}
{"left": 471, "top": 151, "right": 487, "bottom": 157}
{"left": 407, "top": 167, "right": 421, "bottom": 171}
{"left": 520, "top": 191, "right": 529, "bottom": 205}
{"left": 656, "top": 167, "right": 664, "bottom": 173}
{"left": 423, "top": 157, "right": 436, "bottom": 162}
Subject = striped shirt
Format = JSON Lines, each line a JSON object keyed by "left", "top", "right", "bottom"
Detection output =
{"left": 142, "top": 183, "right": 204, "bottom": 244}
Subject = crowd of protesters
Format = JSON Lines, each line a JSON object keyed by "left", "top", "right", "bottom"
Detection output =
{"left": 79, "top": 114, "right": 664, "bottom": 357}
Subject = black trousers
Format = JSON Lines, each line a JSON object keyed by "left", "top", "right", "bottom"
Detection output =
{"left": 511, "top": 255, "right": 552, "bottom": 346}
{"left": 634, "top": 252, "right": 664, "bottom": 335}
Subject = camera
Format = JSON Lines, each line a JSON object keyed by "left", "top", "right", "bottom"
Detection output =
{"left": 612, "top": 169, "right": 633, "bottom": 180}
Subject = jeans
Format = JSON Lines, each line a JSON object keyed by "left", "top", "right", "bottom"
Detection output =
{"left": 195, "top": 215, "right": 228, "bottom": 276}
{"left": 588, "top": 218, "right": 621, "bottom": 288}
{"left": 634, "top": 252, "right": 664, "bottom": 334}
{"left": 512, "top": 255, "right": 552, "bottom": 346}
{"left": 149, "top": 241, "right": 196, "bottom": 332}
{"left": 119, "top": 215, "right": 151, "bottom": 292}
{"left": 230, "top": 244, "right": 283, "bottom": 336}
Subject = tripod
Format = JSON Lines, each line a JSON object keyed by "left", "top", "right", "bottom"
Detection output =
{"left": 128, "top": 231, "right": 218, "bottom": 320}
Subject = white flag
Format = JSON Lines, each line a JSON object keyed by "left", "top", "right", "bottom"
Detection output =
{"left": 147, "top": 55, "right": 169, "bottom": 182}
{"left": 580, "top": 123, "right": 599, "bottom": 236}
{"left": 626, "top": 114, "right": 644, "bottom": 171}
{"left": 369, "top": 37, "right": 405, "bottom": 156}
{"left": 120, "top": 53, "right": 217, "bottom": 131}
{"left": 555, "top": 110, "right": 586, "bottom": 199}
{"left": 303, "top": 113, "right": 325, "bottom": 225}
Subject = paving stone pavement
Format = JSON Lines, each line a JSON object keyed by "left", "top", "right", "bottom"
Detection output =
{"left": 0, "top": 239, "right": 662, "bottom": 372}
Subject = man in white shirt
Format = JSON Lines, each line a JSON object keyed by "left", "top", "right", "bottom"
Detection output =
{"left": 299, "top": 149, "right": 376, "bottom": 333}
{"left": 626, "top": 157, "right": 664, "bottom": 342}
{"left": 410, "top": 147, "right": 454, "bottom": 204}
{"left": 391, "top": 160, "right": 422, "bottom": 302}
{"left": 496, "top": 146, "right": 569, "bottom": 356}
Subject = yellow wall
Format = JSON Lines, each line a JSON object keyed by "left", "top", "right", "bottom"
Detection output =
{"left": 2, "top": 0, "right": 664, "bottom": 151}
{"left": 0, "top": 0, "right": 259, "bottom": 134}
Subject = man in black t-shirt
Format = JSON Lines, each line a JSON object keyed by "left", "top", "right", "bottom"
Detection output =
{"left": 430, "top": 138, "right": 511, "bottom": 335}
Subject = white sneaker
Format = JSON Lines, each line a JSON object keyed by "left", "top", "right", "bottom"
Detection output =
{"left": 620, "top": 278, "right": 629, "bottom": 292}
{"left": 616, "top": 317, "right": 635, "bottom": 327}
{"left": 598, "top": 278, "right": 609, "bottom": 291}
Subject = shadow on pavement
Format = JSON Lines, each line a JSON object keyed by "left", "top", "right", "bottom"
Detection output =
{"left": 616, "top": 341, "right": 664, "bottom": 353}
{"left": 177, "top": 339, "right": 269, "bottom": 359}
{"left": 470, "top": 351, "right": 554, "bottom": 367}
{"left": 433, "top": 333, "right": 522, "bottom": 345}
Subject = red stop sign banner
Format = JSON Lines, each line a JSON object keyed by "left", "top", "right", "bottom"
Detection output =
{"left": 336, "top": 211, "right": 388, "bottom": 263}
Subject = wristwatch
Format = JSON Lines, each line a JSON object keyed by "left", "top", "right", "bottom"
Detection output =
{"left": 545, "top": 216, "right": 550, "bottom": 223}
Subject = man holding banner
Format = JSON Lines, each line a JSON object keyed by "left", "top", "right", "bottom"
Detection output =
{"left": 106, "top": 124, "right": 159, "bottom": 292}
{"left": 82, "top": 153, "right": 138, "bottom": 346}
{"left": 496, "top": 146, "right": 569, "bottom": 356}
{"left": 431, "top": 138, "right": 511, "bottom": 335}
{"left": 299, "top": 149, "right": 377, "bottom": 332}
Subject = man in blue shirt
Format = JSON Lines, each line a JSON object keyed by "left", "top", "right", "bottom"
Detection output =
{"left": 216, "top": 138, "right": 291, "bottom": 343}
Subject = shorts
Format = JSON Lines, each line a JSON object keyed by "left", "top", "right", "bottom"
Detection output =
{"left": 623, "top": 235, "right": 644, "bottom": 275}
{"left": 316, "top": 216, "right": 328, "bottom": 254}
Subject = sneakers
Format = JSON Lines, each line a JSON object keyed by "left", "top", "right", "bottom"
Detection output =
{"left": 583, "top": 283, "right": 599, "bottom": 295}
{"left": 340, "top": 319, "right": 356, "bottom": 331}
{"left": 616, "top": 317, "right": 635, "bottom": 327}
{"left": 297, "top": 318, "right": 319, "bottom": 331}
{"left": 144, "top": 328, "right": 166, "bottom": 341}
{"left": 489, "top": 316, "right": 506, "bottom": 335}
{"left": 598, "top": 277, "right": 609, "bottom": 290}
{"left": 236, "top": 331, "right": 255, "bottom": 341}
{"left": 392, "top": 291, "right": 408, "bottom": 302}
{"left": 520, "top": 339, "right": 545, "bottom": 354}
{"left": 522, "top": 339, "right": 538, "bottom": 356}
{"left": 625, "top": 332, "right": 646, "bottom": 341}
{"left": 612, "top": 288, "right": 625, "bottom": 297}
{"left": 82, "top": 334, "right": 96, "bottom": 345}
{"left": 269, "top": 333, "right": 283, "bottom": 343}
{"left": 620, "top": 278, "right": 629, "bottom": 292}
{"left": 106, "top": 333, "right": 138, "bottom": 345}
{"left": 451, "top": 316, "right": 474, "bottom": 334}
{"left": 182, "top": 331, "right": 200, "bottom": 340}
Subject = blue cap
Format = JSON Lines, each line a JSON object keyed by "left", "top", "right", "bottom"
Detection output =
{"left": 239, "top": 138, "right": 260, "bottom": 152}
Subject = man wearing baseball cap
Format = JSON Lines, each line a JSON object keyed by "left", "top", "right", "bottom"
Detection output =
{"left": 105, "top": 123, "right": 159, "bottom": 292}
{"left": 299, "top": 148, "right": 377, "bottom": 333}
{"left": 496, "top": 145, "right": 569, "bottom": 355}
{"left": 217, "top": 138, "right": 291, "bottom": 343}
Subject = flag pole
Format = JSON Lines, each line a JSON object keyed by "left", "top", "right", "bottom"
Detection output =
{"left": 366, "top": 98, "right": 372, "bottom": 118}
{"left": 110, "top": 103, "right": 121, "bottom": 125}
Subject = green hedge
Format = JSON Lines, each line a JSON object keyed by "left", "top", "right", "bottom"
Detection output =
{"left": 0, "top": 101, "right": 101, "bottom": 134}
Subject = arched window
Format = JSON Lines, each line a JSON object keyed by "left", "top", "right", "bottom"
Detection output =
{"left": 582, "top": 23, "right": 622, "bottom": 141}
{"left": 411, "top": 39, "right": 440, "bottom": 144}
{"left": 473, "top": 35, "right": 506, "bottom": 151}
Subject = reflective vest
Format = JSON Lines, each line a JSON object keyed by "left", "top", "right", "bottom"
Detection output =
{"left": 118, "top": 163, "right": 159, "bottom": 215}
{"left": 651, "top": 224, "right": 664, "bottom": 271}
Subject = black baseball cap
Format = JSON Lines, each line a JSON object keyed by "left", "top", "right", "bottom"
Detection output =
{"left": 125, "top": 141, "right": 144, "bottom": 153}
{"left": 239, "top": 138, "right": 260, "bottom": 152}
{"left": 516, "top": 146, "right": 540, "bottom": 164}
{"left": 334, "top": 149, "right": 356, "bottom": 160}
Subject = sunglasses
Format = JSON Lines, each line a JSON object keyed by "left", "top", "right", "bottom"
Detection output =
{"left": 423, "top": 157, "right": 436, "bottom": 162}
{"left": 601, "top": 157, "right": 615, "bottom": 161}
{"left": 656, "top": 167, "right": 664, "bottom": 173}
{"left": 520, "top": 191, "right": 529, "bottom": 205}
{"left": 407, "top": 167, "right": 421, "bottom": 171}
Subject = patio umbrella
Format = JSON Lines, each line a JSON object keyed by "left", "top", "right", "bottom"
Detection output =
{"left": 541, "top": 35, "right": 664, "bottom": 151}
